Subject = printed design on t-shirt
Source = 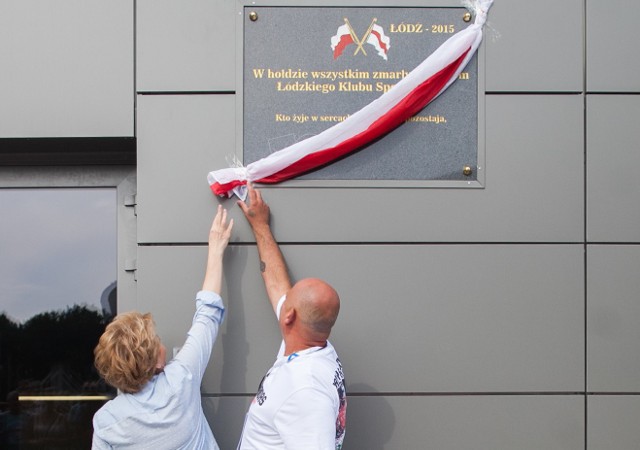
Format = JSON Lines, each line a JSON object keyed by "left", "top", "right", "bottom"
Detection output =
{"left": 333, "top": 357, "right": 347, "bottom": 449}
{"left": 255, "top": 373, "right": 269, "bottom": 406}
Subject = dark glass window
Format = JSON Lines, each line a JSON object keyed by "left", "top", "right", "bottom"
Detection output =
{"left": 0, "top": 188, "right": 117, "bottom": 449}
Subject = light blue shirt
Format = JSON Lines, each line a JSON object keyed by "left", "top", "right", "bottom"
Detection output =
{"left": 92, "top": 291, "right": 225, "bottom": 450}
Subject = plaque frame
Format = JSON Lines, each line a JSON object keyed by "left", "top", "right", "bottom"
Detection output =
{"left": 235, "top": 0, "right": 486, "bottom": 189}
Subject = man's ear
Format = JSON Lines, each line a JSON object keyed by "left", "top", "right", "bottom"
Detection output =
{"left": 283, "top": 307, "right": 296, "bottom": 326}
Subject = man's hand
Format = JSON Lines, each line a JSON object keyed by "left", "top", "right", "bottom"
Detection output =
{"left": 237, "top": 183, "right": 270, "bottom": 232}
{"left": 236, "top": 183, "right": 292, "bottom": 310}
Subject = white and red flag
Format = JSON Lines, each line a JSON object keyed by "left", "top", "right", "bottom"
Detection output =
{"left": 331, "top": 24, "right": 354, "bottom": 60}
{"left": 208, "top": 0, "right": 494, "bottom": 199}
{"left": 367, "top": 24, "right": 391, "bottom": 60}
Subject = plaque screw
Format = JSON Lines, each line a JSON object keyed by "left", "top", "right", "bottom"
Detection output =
{"left": 463, "top": 166, "right": 473, "bottom": 176}
{"left": 463, "top": 12, "right": 472, "bottom": 22}
{"left": 249, "top": 11, "right": 258, "bottom": 22}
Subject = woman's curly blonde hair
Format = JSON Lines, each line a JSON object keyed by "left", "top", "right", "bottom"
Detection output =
{"left": 94, "top": 312, "right": 161, "bottom": 394}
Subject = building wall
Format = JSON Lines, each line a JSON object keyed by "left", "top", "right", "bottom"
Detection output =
{"left": 2, "top": 0, "right": 640, "bottom": 448}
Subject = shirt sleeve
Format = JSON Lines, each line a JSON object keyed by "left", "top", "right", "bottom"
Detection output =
{"left": 274, "top": 387, "right": 337, "bottom": 450}
{"left": 91, "top": 432, "right": 113, "bottom": 450}
{"left": 276, "top": 294, "right": 287, "bottom": 320}
{"left": 173, "top": 290, "right": 225, "bottom": 381}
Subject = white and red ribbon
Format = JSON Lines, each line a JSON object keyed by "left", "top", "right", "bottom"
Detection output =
{"left": 208, "top": 0, "right": 494, "bottom": 199}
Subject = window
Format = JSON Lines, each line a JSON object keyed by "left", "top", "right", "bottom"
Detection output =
{"left": 0, "top": 188, "right": 117, "bottom": 449}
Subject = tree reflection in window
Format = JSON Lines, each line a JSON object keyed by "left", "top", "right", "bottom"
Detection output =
{"left": 0, "top": 188, "right": 117, "bottom": 449}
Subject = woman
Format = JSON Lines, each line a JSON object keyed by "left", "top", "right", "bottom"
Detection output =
{"left": 92, "top": 206, "right": 233, "bottom": 449}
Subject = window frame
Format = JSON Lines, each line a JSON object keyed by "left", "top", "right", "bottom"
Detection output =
{"left": 0, "top": 165, "right": 137, "bottom": 311}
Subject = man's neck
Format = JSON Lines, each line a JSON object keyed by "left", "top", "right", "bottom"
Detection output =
{"left": 283, "top": 336, "right": 327, "bottom": 357}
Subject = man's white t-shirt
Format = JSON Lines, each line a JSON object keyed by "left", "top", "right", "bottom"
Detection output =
{"left": 238, "top": 296, "right": 347, "bottom": 450}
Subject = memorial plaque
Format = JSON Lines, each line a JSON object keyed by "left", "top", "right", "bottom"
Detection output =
{"left": 242, "top": 6, "right": 480, "bottom": 184}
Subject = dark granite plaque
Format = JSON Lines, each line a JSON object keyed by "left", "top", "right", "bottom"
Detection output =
{"left": 243, "top": 7, "right": 478, "bottom": 182}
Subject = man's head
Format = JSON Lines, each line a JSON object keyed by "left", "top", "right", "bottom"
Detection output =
{"left": 280, "top": 278, "right": 340, "bottom": 343}
{"left": 94, "top": 312, "right": 166, "bottom": 394}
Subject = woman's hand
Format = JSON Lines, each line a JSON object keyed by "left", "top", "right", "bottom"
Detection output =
{"left": 202, "top": 205, "right": 233, "bottom": 293}
{"left": 208, "top": 205, "right": 234, "bottom": 255}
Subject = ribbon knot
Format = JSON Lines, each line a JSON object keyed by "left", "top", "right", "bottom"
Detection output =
{"left": 464, "top": 0, "right": 494, "bottom": 27}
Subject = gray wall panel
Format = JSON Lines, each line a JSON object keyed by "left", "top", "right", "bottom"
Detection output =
{"left": 485, "top": 0, "right": 583, "bottom": 92}
{"left": 138, "top": 244, "right": 584, "bottom": 394}
{"left": 203, "top": 396, "right": 252, "bottom": 450}
{"left": 587, "top": 0, "right": 640, "bottom": 92}
{"left": 588, "top": 396, "right": 640, "bottom": 450}
{"left": 138, "top": 94, "right": 583, "bottom": 244}
{"left": 259, "top": 95, "right": 583, "bottom": 243}
{"left": 345, "top": 395, "right": 583, "bottom": 450}
{"left": 202, "top": 394, "right": 585, "bottom": 450}
{"left": 136, "top": 94, "right": 235, "bottom": 244}
{"left": 11, "top": 0, "right": 640, "bottom": 447}
{"left": 136, "top": 0, "right": 235, "bottom": 92}
{"left": 0, "top": 0, "right": 133, "bottom": 137}
{"left": 136, "top": 245, "right": 284, "bottom": 396}
{"left": 299, "top": 244, "right": 584, "bottom": 393}
{"left": 587, "top": 245, "right": 640, "bottom": 392}
{"left": 587, "top": 95, "right": 640, "bottom": 242}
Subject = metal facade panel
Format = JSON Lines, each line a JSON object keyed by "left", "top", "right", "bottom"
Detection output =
{"left": 587, "top": 245, "right": 640, "bottom": 392}
{"left": 485, "top": 0, "right": 583, "bottom": 92}
{"left": 588, "top": 396, "right": 640, "bottom": 450}
{"left": 202, "top": 394, "right": 584, "bottom": 450}
{"left": 137, "top": 244, "right": 583, "bottom": 394}
{"left": 116, "top": 172, "right": 138, "bottom": 314}
{"left": 345, "top": 395, "right": 584, "bottom": 450}
{"left": 240, "top": 95, "right": 583, "bottom": 243}
{"left": 136, "top": 245, "right": 284, "bottom": 395}
{"left": 587, "top": 95, "right": 640, "bottom": 242}
{"left": 587, "top": 0, "right": 640, "bottom": 92}
{"left": 137, "top": 94, "right": 583, "bottom": 243}
{"left": 136, "top": 0, "right": 235, "bottom": 92}
{"left": 0, "top": 0, "right": 133, "bottom": 137}
{"left": 303, "top": 244, "right": 584, "bottom": 392}
{"left": 136, "top": 94, "right": 235, "bottom": 243}
{"left": 203, "top": 396, "right": 253, "bottom": 450}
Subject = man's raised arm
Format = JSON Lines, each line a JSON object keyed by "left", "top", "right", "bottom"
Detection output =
{"left": 238, "top": 184, "right": 292, "bottom": 312}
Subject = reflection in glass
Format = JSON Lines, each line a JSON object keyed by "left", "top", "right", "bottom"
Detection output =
{"left": 0, "top": 188, "right": 117, "bottom": 449}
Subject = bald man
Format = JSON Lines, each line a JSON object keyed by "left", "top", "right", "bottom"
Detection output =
{"left": 237, "top": 184, "right": 347, "bottom": 450}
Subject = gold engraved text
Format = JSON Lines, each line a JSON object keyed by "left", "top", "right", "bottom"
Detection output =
{"left": 389, "top": 23, "right": 424, "bottom": 33}
{"left": 310, "top": 69, "right": 369, "bottom": 81}
{"left": 372, "top": 70, "right": 409, "bottom": 79}
{"left": 276, "top": 81, "right": 335, "bottom": 93}
{"left": 405, "top": 115, "right": 447, "bottom": 124}
{"left": 431, "top": 24, "right": 455, "bottom": 33}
